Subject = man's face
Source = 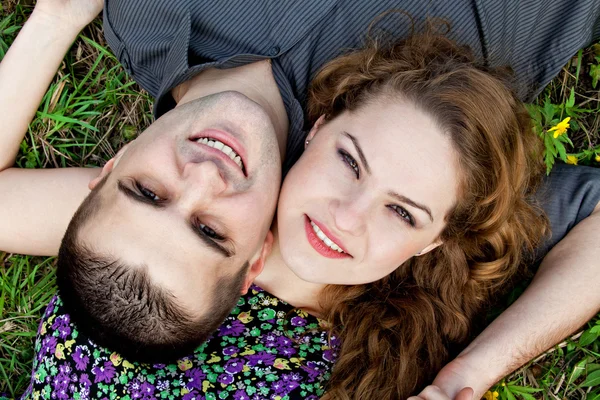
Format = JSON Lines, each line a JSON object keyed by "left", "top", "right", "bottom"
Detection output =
{"left": 82, "top": 92, "right": 282, "bottom": 317}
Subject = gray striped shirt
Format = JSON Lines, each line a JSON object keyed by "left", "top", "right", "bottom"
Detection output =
{"left": 103, "top": 0, "right": 600, "bottom": 255}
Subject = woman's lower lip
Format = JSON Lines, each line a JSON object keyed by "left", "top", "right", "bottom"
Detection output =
{"left": 304, "top": 216, "right": 350, "bottom": 259}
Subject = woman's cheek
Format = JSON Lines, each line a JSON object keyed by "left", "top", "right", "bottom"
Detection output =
{"left": 371, "top": 229, "right": 416, "bottom": 270}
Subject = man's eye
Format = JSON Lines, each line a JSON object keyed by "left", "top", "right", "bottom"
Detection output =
{"left": 389, "top": 205, "right": 415, "bottom": 227}
{"left": 338, "top": 149, "right": 359, "bottom": 178}
{"left": 199, "top": 223, "right": 224, "bottom": 240}
{"left": 135, "top": 182, "right": 162, "bottom": 202}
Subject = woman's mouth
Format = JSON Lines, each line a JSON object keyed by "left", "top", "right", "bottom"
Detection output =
{"left": 304, "top": 216, "right": 351, "bottom": 259}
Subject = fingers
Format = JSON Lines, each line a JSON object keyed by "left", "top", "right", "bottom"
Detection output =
{"left": 457, "top": 387, "right": 474, "bottom": 400}
{"left": 408, "top": 385, "right": 446, "bottom": 400}
{"left": 408, "top": 385, "right": 474, "bottom": 400}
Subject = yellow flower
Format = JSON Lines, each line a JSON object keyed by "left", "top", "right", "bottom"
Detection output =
{"left": 55, "top": 343, "right": 65, "bottom": 360}
{"left": 566, "top": 155, "right": 578, "bottom": 165}
{"left": 595, "top": 154, "right": 600, "bottom": 162}
{"left": 548, "top": 117, "right": 571, "bottom": 138}
{"left": 177, "top": 358, "right": 193, "bottom": 371}
{"left": 207, "top": 354, "right": 222, "bottom": 364}
{"left": 483, "top": 391, "right": 499, "bottom": 400}
{"left": 274, "top": 358, "right": 291, "bottom": 370}
{"left": 110, "top": 352, "right": 123, "bottom": 366}
{"left": 238, "top": 311, "right": 254, "bottom": 323}
{"left": 202, "top": 381, "right": 214, "bottom": 392}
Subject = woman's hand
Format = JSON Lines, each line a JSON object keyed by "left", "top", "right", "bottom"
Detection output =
{"left": 408, "top": 385, "right": 474, "bottom": 400}
{"left": 32, "top": 0, "right": 103, "bottom": 32}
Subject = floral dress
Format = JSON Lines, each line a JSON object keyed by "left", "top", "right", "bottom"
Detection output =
{"left": 20, "top": 285, "right": 338, "bottom": 400}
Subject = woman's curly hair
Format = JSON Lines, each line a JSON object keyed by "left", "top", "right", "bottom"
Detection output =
{"left": 307, "top": 33, "right": 549, "bottom": 399}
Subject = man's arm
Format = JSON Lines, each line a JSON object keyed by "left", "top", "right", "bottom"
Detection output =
{"left": 0, "top": 0, "right": 102, "bottom": 255}
{"left": 431, "top": 201, "right": 600, "bottom": 399}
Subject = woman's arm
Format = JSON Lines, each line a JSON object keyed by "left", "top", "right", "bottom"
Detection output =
{"left": 429, "top": 201, "right": 600, "bottom": 399}
{"left": 0, "top": 0, "right": 103, "bottom": 255}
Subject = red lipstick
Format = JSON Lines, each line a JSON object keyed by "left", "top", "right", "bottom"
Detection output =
{"left": 304, "top": 215, "right": 351, "bottom": 259}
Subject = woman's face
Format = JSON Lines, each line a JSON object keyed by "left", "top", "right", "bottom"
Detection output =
{"left": 277, "top": 97, "right": 460, "bottom": 285}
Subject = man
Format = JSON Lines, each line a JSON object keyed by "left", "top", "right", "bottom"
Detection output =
{"left": 1, "top": 0, "right": 600, "bottom": 399}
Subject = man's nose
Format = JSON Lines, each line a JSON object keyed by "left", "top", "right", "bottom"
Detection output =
{"left": 330, "top": 195, "right": 369, "bottom": 237}
{"left": 181, "top": 160, "right": 227, "bottom": 203}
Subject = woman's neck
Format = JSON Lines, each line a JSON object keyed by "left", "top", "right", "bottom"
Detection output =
{"left": 173, "top": 60, "right": 289, "bottom": 161}
{"left": 255, "top": 225, "right": 326, "bottom": 317}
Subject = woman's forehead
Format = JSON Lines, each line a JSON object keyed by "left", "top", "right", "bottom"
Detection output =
{"left": 332, "top": 100, "right": 460, "bottom": 217}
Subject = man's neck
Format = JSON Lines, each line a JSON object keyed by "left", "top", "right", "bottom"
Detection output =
{"left": 255, "top": 225, "right": 326, "bottom": 317}
{"left": 173, "top": 60, "right": 289, "bottom": 161}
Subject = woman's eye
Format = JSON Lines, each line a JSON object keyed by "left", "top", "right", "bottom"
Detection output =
{"left": 199, "top": 223, "right": 224, "bottom": 240}
{"left": 135, "top": 182, "right": 162, "bottom": 202}
{"left": 339, "top": 149, "right": 360, "bottom": 178}
{"left": 389, "top": 205, "right": 415, "bottom": 227}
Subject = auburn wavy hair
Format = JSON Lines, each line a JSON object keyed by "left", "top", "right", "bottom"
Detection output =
{"left": 307, "top": 33, "right": 549, "bottom": 399}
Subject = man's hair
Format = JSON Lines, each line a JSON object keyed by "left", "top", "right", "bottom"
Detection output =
{"left": 56, "top": 175, "right": 249, "bottom": 363}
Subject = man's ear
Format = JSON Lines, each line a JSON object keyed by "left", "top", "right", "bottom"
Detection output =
{"left": 415, "top": 239, "right": 443, "bottom": 256}
{"left": 240, "top": 231, "right": 274, "bottom": 294}
{"left": 304, "top": 115, "right": 327, "bottom": 149}
{"left": 88, "top": 144, "right": 130, "bottom": 190}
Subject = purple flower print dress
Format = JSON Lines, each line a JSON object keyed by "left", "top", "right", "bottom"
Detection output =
{"left": 21, "top": 285, "right": 338, "bottom": 400}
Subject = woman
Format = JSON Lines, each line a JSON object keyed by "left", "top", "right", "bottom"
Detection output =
{"left": 1, "top": 0, "right": 551, "bottom": 399}
{"left": 19, "top": 30, "right": 547, "bottom": 400}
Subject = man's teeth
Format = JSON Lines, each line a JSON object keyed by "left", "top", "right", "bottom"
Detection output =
{"left": 196, "top": 138, "right": 244, "bottom": 170}
{"left": 310, "top": 221, "right": 344, "bottom": 253}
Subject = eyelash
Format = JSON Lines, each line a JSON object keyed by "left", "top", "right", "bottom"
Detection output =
{"left": 133, "top": 180, "right": 225, "bottom": 240}
{"left": 339, "top": 149, "right": 360, "bottom": 178}
{"left": 135, "top": 181, "right": 163, "bottom": 202}
{"left": 338, "top": 150, "right": 415, "bottom": 227}
{"left": 388, "top": 205, "right": 415, "bottom": 227}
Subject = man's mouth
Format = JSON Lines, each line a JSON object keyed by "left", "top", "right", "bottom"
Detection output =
{"left": 190, "top": 129, "right": 247, "bottom": 176}
{"left": 304, "top": 216, "right": 351, "bottom": 259}
{"left": 195, "top": 138, "right": 244, "bottom": 170}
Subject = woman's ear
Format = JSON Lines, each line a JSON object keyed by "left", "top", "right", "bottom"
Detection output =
{"left": 305, "top": 115, "right": 327, "bottom": 149}
{"left": 88, "top": 144, "right": 130, "bottom": 190}
{"left": 415, "top": 239, "right": 443, "bottom": 256}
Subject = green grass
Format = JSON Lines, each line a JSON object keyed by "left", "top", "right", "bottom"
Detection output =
{"left": 1, "top": 3, "right": 152, "bottom": 397}
{"left": 1, "top": 2, "right": 599, "bottom": 399}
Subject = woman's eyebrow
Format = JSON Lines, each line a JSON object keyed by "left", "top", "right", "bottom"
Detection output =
{"left": 342, "top": 131, "right": 371, "bottom": 175}
{"left": 389, "top": 191, "right": 434, "bottom": 222}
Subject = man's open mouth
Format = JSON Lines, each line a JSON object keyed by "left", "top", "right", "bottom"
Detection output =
{"left": 190, "top": 129, "right": 247, "bottom": 176}
{"left": 195, "top": 137, "right": 244, "bottom": 171}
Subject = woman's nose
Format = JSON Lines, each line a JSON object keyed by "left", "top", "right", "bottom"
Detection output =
{"left": 330, "top": 197, "right": 368, "bottom": 236}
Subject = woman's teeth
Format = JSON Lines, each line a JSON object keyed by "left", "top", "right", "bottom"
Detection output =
{"left": 196, "top": 138, "right": 244, "bottom": 170}
{"left": 310, "top": 221, "right": 344, "bottom": 253}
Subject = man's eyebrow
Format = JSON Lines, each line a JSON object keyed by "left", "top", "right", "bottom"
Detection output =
{"left": 342, "top": 131, "right": 372, "bottom": 175}
{"left": 117, "top": 180, "right": 234, "bottom": 258}
{"left": 117, "top": 180, "right": 164, "bottom": 207}
{"left": 389, "top": 191, "right": 434, "bottom": 223}
{"left": 190, "top": 224, "right": 234, "bottom": 258}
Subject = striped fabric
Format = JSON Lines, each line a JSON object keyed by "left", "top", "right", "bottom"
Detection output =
{"left": 103, "top": 0, "right": 600, "bottom": 170}
{"left": 102, "top": 0, "right": 600, "bottom": 254}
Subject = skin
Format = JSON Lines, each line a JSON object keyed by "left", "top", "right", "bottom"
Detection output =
{"left": 257, "top": 98, "right": 460, "bottom": 309}
{"left": 82, "top": 92, "right": 282, "bottom": 315}
{"left": 2, "top": 2, "right": 600, "bottom": 399}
